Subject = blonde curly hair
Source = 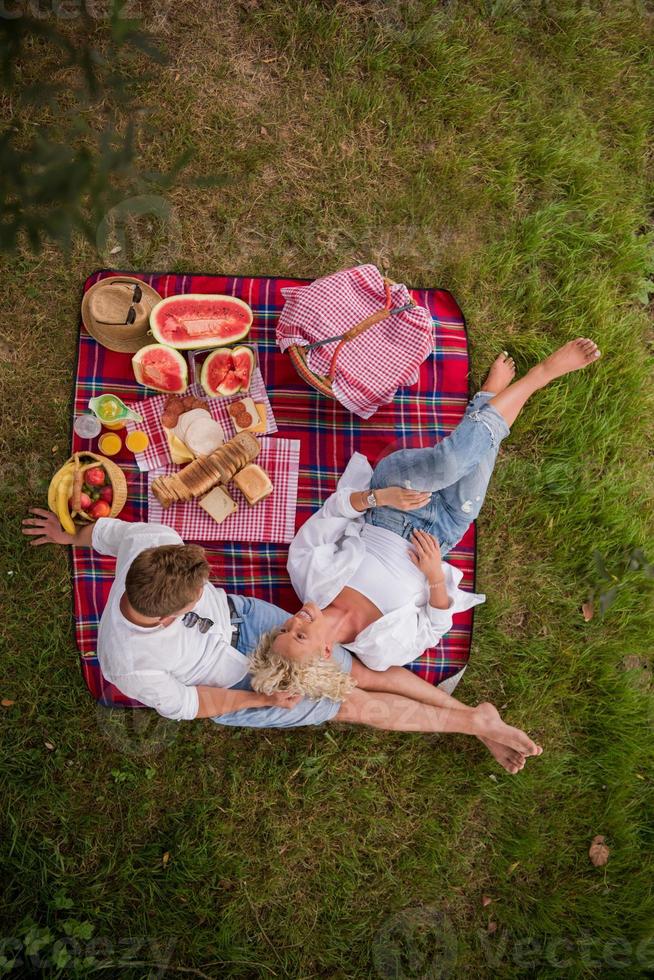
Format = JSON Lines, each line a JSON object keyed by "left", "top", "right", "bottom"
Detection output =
{"left": 248, "top": 627, "right": 357, "bottom": 702}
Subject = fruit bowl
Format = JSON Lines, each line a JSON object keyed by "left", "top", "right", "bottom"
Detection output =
{"left": 48, "top": 451, "right": 128, "bottom": 533}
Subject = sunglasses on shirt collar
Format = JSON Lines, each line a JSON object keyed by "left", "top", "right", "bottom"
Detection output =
{"left": 182, "top": 611, "right": 214, "bottom": 634}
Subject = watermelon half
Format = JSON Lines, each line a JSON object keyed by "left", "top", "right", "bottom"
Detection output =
{"left": 132, "top": 344, "right": 188, "bottom": 393}
{"left": 201, "top": 346, "right": 255, "bottom": 397}
{"left": 149, "top": 294, "right": 253, "bottom": 350}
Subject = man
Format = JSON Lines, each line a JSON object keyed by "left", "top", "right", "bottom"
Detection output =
{"left": 22, "top": 509, "right": 542, "bottom": 774}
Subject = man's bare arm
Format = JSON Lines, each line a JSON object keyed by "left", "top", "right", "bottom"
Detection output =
{"left": 22, "top": 508, "right": 94, "bottom": 547}
{"left": 195, "top": 685, "right": 301, "bottom": 719}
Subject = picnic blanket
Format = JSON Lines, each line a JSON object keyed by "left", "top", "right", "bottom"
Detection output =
{"left": 72, "top": 271, "right": 477, "bottom": 708}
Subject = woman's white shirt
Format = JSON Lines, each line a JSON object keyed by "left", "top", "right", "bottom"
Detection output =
{"left": 286, "top": 452, "right": 485, "bottom": 670}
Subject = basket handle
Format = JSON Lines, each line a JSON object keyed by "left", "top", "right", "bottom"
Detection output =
{"left": 327, "top": 277, "right": 411, "bottom": 381}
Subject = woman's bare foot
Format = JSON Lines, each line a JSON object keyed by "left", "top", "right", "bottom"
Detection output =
{"left": 481, "top": 352, "right": 516, "bottom": 394}
{"left": 479, "top": 736, "right": 526, "bottom": 775}
{"left": 472, "top": 702, "right": 543, "bottom": 758}
{"left": 535, "top": 337, "right": 601, "bottom": 383}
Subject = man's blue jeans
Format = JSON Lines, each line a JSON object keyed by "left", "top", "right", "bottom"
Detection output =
{"left": 366, "top": 392, "right": 510, "bottom": 556}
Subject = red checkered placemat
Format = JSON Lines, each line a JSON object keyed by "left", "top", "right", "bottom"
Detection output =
{"left": 277, "top": 264, "right": 434, "bottom": 418}
{"left": 124, "top": 378, "right": 276, "bottom": 472}
{"left": 147, "top": 436, "right": 300, "bottom": 543}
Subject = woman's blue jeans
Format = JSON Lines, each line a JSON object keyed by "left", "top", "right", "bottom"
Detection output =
{"left": 366, "top": 392, "right": 510, "bottom": 557}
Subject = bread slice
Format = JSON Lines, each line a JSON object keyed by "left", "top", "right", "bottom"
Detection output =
{"left": 232, "top": 463, "right": 273, "bottom": 506}
{"left": 232, "top": 431, "right": 260, "bottom": 463}
{"left": 198, "top": 486, "right": 237, "bottom": 525}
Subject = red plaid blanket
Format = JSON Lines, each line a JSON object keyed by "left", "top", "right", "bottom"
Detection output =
{"left": 72, "top": 271, "right": 476, "bottom": 707}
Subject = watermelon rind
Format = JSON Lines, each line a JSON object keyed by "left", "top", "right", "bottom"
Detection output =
{"left": 231, "top": 346, "right": 255, "bottom": 393}
{"left": 150, "top": 294, "right": 253, "bottom": 350}
{"left": 200, "top": 348, "right": 234, "bottom": 397}
{"left": 132, "top": 343, "right": 188, "bottom": 393}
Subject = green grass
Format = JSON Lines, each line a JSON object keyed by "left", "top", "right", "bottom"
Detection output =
{"left": 1, "top": 1, "right": 654, "bottom": 976}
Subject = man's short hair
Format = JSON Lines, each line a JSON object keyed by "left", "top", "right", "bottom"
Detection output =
{"left": 125, "top": 544, "right": 210, "bottom": 618}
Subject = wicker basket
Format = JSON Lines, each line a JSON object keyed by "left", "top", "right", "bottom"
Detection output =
{"left": 286, "top": 276, "right": 415, "bottom": 399}
{"left": 71, "top": 451, "right": 127, "bottom": 519}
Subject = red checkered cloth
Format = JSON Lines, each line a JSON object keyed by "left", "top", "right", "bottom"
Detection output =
{"left": 73, "top": 270, "right": 476, "bottom": 708}
{"left": 147, "top": 436, "right": 300, "bottom": 543}
{"left": 277, "top": 264, "right": 434, "bottom": 419}
{"left": 123, "top": 380, "right": 277, "bottom": 472}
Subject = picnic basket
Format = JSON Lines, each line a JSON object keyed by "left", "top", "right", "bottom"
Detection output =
{"left": 286, "top": 276, "right": 416, "bottom": 399}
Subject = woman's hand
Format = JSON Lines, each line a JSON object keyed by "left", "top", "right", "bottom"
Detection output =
{"left": 376, "top": 487, "right": 432, "bottom": 511}
{"left": 409, "top": 529, "right": 444, "bottom": 583}
{"left": 22, "top": 508, "right": 74, "bottom": 546}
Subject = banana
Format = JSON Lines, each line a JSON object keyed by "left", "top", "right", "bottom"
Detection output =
{"left": 48, "top": 461, "right": 76, "bottom": 512}
{"left": 55, "top": 473, "right": 76, "bottom": 535}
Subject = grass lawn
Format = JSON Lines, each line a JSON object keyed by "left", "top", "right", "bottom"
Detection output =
{"left": 1, "top": 1, "right": 654, "bottom": 976}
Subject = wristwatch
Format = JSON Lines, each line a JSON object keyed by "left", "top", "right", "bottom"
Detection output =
{"left": 366, "top": 491, "right": 377, "bottom": 508}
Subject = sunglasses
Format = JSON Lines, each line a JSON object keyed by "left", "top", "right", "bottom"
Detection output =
{"left": 123, "top": 283, "right": 142, "bottom": 325}
{"left": 182, "top": 611, "right": 214, "bottom": 634}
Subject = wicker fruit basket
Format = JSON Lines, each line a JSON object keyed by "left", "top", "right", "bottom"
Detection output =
{"left": 48, "top": 451, "right": 127, "bottom": 529}
{"left": 76, "top": 451, "right": 127, "bottom": 518}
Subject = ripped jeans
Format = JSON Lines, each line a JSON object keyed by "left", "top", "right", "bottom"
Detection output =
{"left": 365, "top": 392, "right": 510, "bottom": 557}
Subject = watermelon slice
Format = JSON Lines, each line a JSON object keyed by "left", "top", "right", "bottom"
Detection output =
{"left": 201, "top": 349, "right": 232, "bottom": 396}
{"left": 150, "top": 294, "right": 253, "bottom": 350}
{"left": 232, "top": 346, "right": 255, "bottom": 393}
{"left": 201, "top": 348, "right": 246, "bottom": 397}
{"left": 132, "top": 344, "right": 188, "bottom": 393}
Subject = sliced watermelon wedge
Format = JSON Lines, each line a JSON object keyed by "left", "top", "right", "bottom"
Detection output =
{"left": 132, "top": 344, "right": 188, "bottom": 393}
{"left": 150, "top": 294, "right": 253, "bottom": 350}
{"left": 232, "top": 346, "right": 255, "bottom": 393}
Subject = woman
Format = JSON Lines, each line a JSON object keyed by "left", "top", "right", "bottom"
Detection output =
{"left": 250, "top": 337, "right": 601, "bottom": 692}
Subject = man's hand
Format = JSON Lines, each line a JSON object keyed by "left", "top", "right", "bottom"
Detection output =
{"left": 409, "top": 529, "right": 443, "bottom": 583}
{"left": 376, "top": 487, "right": 432, "bottom": 511}
{"left": 22, "top": 508, "right": 74, "bottom": 546}
{"left": 266, "top": 691, "right": 303, "bottom": 709}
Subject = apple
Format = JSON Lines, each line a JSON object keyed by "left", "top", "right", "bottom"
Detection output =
{"left": 89, "top": 500, "right": 111, "bottom": 519}
{"left": 85, "top": 467, "right": 106, "bottom": 487}
{"left": 80, "top": 492, "right": 92, "bottom": 510}
{"left": 99, "top": 486, "right": 113, "bottom": 504}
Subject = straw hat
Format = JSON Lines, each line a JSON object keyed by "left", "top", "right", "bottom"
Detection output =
{"left": 81, "top": 276, "right": 163, "bottom": 353}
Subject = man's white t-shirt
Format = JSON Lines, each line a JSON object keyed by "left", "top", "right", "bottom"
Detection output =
{"left": 94, "top": 518, "right": 249, "bottom": 721}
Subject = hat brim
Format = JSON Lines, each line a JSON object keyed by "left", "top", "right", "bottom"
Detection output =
{"left": 81, "top": 276, "right": 163, "bottom": 354}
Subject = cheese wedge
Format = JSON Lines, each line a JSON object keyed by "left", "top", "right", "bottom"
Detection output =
{"left": 166, "top": 429, "right": 195, "bottom": 465}
{"left": 198, "top": 486, "right": 237, "bottom": 524}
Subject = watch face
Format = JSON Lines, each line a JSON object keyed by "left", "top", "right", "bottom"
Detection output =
{"left": 367, "top": 492, "right": 376, "bottom": 506}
